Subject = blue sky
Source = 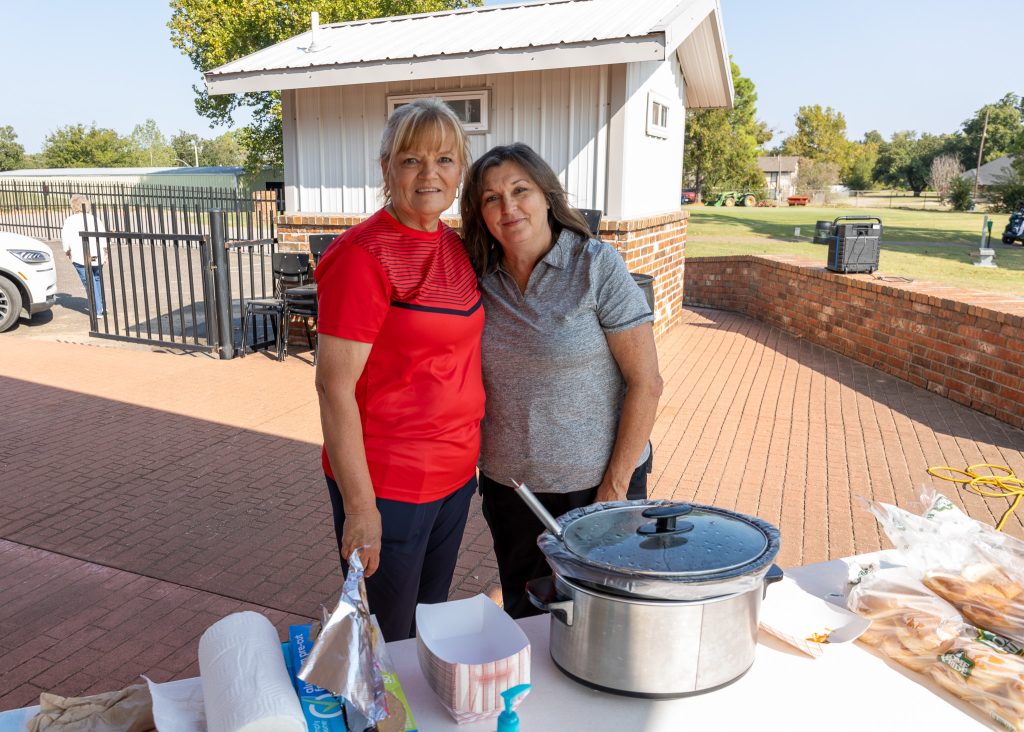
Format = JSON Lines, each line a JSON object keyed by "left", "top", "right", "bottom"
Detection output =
{"left": 2, "top": 1, "right": 1022, "bottom": 153}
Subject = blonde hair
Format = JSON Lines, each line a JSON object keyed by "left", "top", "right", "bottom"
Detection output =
{"left": 379, "top": 98, "right": 470, "bottom": 204}
{"left": 69, "top": 194, "right": 91, "bottom": 213}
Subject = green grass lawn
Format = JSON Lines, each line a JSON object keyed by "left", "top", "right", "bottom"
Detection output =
{"left": 686, "top": 206, "right": 1023, "bottom": 295}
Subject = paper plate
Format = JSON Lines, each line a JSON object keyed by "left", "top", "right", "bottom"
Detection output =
{"left": 760, "top": 577, "right": 872, "bottom": 657}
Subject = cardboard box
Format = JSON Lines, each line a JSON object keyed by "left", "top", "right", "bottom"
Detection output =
{"left": 283, "top": 626, "right": 349, "bottom": 732}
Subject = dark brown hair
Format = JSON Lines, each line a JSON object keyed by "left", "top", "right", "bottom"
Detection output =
{"left": 460, "top": 143, "right": 592, "bottom": 277}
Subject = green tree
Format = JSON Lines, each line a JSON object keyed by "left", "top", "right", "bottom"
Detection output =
{"left": 170, "top": 131, "right": 203, "bottom": 167}
{"left": 130, "top": 119, "right": 175, "bottom": 166}
{"left": 947, "top": 175, "right": 973, "bottom": 212}
{"left": 204, "top": 131, "right": 245, "bottom": 166}
{"left": 872, "top": 131, "right": 951, "bottom": 195}
{"left": 953, "top": 93, "right": 1024, "bottom": 169}
{"left": 683, "top": 60, "right": 771, "bottom": 198}
{"left": 41, "top": 124, "right": 137, "bottom": 168}
{"left": 0, "top": 125, "right": 25, "bottom": 171}
{"left": 781, "top": 105, "right": 851, "bottom": 171}
{"left": 843, "top": 130, "right": 883, "bottom": 190}
{"left": 794, "top": 159, "right": 839, "bottom": 198}
{"left": 170, "top": 130, "right": 246, "bottom": 167}
{"left": 168, "top": 0, "right": 481, "bottom": 172}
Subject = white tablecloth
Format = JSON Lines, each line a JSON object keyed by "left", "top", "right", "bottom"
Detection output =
{"left": 389, "top": 556, "right": 995, "bottom": 731}
{"left": 0, "top": 555, "right": 999, "bottom": 731}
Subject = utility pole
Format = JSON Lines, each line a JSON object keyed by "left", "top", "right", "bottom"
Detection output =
{"left": 972, "top": 109, "right": 990, "bottom": 206}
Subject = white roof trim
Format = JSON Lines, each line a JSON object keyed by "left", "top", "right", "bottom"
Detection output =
{"left": 208, "top": 38, "right": 664, "bottom": 95}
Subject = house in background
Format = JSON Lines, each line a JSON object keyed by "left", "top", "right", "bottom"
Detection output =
{"left": 205, "top": 0, "right": 734, "bottom": 335}
{"left": 757, "top": 155, "right": 799, "bottom": 200}
{"left": 961, "top": 155, "right": 1016, "bottom": 195}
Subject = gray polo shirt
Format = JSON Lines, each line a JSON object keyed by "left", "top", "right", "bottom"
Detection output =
{"left": 479, "top": 228, "right": 654, "bottom": 493}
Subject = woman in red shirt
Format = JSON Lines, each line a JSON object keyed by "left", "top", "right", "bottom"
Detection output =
{"left": 314, "top": 99, "right": 484, "bottom": 641}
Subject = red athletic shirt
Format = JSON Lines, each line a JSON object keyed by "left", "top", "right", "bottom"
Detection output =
{"left": 315, "top": 209, "right": 485, "bottom": 503}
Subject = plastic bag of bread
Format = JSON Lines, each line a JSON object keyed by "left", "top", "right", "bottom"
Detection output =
{"left": 848, "top": 567, "right": 1024, "bottom": 731}
{"left": 923, "top": 563, "right": 1024, "bottom": 645}
{"left": 927, "top": 636, "right": 1024, "bottom": 732}
{"left": 864, "top": 487, "right": 1024, "bottom": 644}
{"left": 847, "top": 567, "right": 962, "bottom": 673}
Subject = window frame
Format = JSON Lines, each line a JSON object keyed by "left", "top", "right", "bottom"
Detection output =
{"left": 386, "top": 89, "right": 490, "bottom": 133}
{"left": 646, "top": 91, "right": 672, "bottom": 139}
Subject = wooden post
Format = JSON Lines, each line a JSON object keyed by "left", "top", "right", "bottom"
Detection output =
{"left": 972, "top": 109, "right": 989, "bottom": 206}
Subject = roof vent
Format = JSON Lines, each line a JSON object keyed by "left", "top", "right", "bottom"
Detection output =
{"left": 307, "top": 11, "right": 322, "bottom": 53}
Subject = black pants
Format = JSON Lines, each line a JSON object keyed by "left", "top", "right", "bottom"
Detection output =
{"left": 480, "top": 452, "right": 651, "bottom": 619}
{"left": 326, "top": 474, "right": 477, "bottom": 642}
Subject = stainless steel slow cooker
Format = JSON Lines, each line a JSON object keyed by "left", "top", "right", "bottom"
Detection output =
{"left": 515, "top": 488, "right": 782, "bottom": 698}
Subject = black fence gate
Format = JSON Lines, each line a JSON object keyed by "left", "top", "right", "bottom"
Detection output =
{"left": 78, "top": 204, "right": 277, "bottom": 358}
{"left": 0, "top": 180, "right": 274, "bottom": 240}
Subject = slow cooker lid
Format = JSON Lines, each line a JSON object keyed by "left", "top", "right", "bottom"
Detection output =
{"left": 560, "top": 502, "right": 771, "bottom": 577}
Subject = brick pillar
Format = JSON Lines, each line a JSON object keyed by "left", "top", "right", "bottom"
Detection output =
{"left": 599, "top": 210, "right": 688, "bottom": 340}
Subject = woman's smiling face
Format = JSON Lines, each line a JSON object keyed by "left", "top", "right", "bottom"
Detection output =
{"left": 383, "top": 132, "right": 462, "bottom": 230}
{"left": 479, "top": 161, "right": 552, "bottom": 254}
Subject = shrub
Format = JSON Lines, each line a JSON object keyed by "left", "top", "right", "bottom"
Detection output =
{"left": 987, "top": 167, "right": 1024, "bottom": 213}
{"left": 948, "top": 176, "right": 973, "bottom": 211}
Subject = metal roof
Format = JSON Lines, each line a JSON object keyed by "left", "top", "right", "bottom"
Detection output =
{"left": 205, "top": 0, "right": 732, "bottom": 107}
{"left": 961, "top": 155, "right": 1016, "bottom": 187}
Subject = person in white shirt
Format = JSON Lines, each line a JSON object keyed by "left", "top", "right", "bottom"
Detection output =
{"left": 61, "top": 195, "right": 108, "bottom": 316}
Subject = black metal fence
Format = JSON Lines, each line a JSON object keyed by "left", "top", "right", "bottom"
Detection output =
{"left": 77, "top": 203, "right": 277, "bottom": 357}
{"left": 0, "top": 180, "right": 277, "bottom": 241}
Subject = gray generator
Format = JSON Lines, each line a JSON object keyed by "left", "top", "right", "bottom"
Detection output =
{"left": 826, "top": 216, "right": 882, "bottom": 273}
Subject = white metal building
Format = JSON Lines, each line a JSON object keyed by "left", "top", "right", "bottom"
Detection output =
{"left": 205, "top": 0, "right": 733, "bottom": 220}
{"left": 0, "top": 167, "right": 245, "bottom": 189}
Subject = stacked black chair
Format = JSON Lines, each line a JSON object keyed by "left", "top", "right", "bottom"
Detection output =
{"left": 309, "top": 234, "right": 336, "bottom": 266}
{"left": 272, "top": 252, "right": 310, "bottom": 296}
{"left": 241, "top": 297, "right": 284, "bottom": 358}
{"left": 281, "top": 288, "right": 318, "bottom": 363}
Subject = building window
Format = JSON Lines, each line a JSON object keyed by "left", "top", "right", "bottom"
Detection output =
{"left": 646, "top": 92, "right": 671, "bottom": 139}
{"left": 386, "top": 90, "right": 490, "bottom": 132}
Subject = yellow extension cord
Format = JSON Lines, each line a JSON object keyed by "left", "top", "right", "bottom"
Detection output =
{"left": 927, "top": 464, "right": 1024, "bottom": 532}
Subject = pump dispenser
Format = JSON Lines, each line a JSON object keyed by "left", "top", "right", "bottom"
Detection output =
{"left": 496, "top": 683, "right": 531, "bottom": 732}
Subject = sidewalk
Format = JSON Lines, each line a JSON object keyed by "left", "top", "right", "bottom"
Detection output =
{"left": 1, "top": 307, "right": 1022, "bottom": 709}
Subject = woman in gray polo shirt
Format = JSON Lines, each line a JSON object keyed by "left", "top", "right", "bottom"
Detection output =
{"left": 460, "top": 143, "right": 664, "bottom": 618}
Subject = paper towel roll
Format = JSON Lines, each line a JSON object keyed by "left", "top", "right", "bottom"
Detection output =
{"left": 197, "top": 611, "right": 306, "bottom": 732}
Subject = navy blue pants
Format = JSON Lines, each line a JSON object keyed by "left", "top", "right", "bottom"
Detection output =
{"left": 480, "top": 451, "right": 651, "bottom": 619}
{"left": 326, "top": 474, "right": 477, "bottom": 642}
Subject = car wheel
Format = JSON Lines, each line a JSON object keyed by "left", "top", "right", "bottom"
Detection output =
{"left": 0, "top": 276, "right": 23, "bottom": 332}
{"left": 1003, "top": 236, "right": 1016, "bottom": 245}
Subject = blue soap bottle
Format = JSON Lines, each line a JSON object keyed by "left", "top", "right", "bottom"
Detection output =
{"left": 496, "top": 683, "right": 531, "bottom": 732}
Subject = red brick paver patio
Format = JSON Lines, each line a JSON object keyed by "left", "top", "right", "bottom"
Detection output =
{"left": 1, "top": 307, "right": 1022, "bottom": 710}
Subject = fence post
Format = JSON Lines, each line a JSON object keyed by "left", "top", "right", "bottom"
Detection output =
{"left": 209, "top": 210, "right": 235, "bottom": 359}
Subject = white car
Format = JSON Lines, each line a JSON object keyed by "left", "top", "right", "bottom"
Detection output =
{"left": 0, "top": 231, "right": 58, "bottom": 332}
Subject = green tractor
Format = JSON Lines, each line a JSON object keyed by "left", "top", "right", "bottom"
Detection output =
{"left": 710, "top": 191, "right": 758, "bottom": 207}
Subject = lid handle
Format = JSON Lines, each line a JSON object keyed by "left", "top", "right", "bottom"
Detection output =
{"left": 638, "top": 504, "right": 695, "bottom": 536}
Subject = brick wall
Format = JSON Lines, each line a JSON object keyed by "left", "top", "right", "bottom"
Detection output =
{"left": 685, "top": 254, "right": 1024, "bottom": 429}
{"left": 278, "top": 210, "right": 688, "bottom": 340}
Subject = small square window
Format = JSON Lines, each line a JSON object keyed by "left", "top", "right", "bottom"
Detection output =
{"left": 386, "top": 90, "right": 489, "bottom": 132}
{"left": 646, "top": 91, "right": 671, "bottom": 139}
